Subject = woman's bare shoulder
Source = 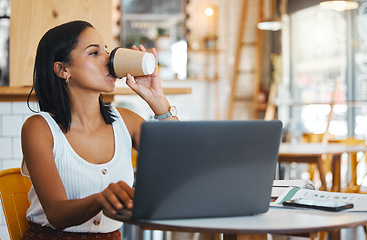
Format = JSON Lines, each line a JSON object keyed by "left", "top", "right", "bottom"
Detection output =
{"left": 115, "top": 107, "right": 144, "bottom": 143}
{"left": 22, "top": 114, "right": 52, "bottom": 140}
{"left": 23, "top": 114, "right": 48, "bottom": 128}
{"left": 115, "top": 107, "right": 144, "bottom": 122}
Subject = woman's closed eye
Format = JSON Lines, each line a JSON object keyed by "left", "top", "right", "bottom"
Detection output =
{"left": 90, "top": 51, "right": 99, "bottom": 56}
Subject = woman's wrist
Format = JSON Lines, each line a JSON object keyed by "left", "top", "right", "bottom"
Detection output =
{"left": 154, "top": 106, "right": 177, "bottom": 120}
{"left": 148, "top": 95, "right": 171, "bottom": 116}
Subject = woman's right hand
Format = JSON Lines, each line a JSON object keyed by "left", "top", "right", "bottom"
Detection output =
{"left": 98, "top": 181, "right": 134, "bottom": 214}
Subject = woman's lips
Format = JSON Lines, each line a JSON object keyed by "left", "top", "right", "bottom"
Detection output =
{"left": 107, "top": 73, "right": 116, "bottom": 80}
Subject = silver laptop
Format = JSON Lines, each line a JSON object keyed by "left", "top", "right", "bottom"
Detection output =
{"left": 123, "top": 120, "right": 282, "bottom": 220}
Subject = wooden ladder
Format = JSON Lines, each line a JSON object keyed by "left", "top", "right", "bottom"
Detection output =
{"left": 227, "top": 0, "right": 264, "bottom": 119}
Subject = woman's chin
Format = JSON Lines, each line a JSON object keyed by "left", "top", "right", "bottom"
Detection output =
{"left": 106, "top": 81, "right": 116, "bottom": 92}
{"left": 100, "top": 85, "right": 116, "bottom": 94}
{"left": 104, "top": 87, "right": 115, "bottom": 93}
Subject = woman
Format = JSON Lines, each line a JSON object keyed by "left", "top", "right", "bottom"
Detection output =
{"left": 21, "top": 20, "right": 177, "bottom": 239}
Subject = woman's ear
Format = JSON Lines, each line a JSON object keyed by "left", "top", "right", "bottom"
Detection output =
{"left": 54, "top": 62, "right": 68, "bottom": 79}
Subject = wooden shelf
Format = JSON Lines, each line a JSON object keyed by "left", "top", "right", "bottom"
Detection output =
{"left": 186, "top": 77, "right": 219, "bottom": 82}
{"left": 0, "top": 86, "right": 192, "bottom": 102}
{"left": 187, "top": 49, "right": 220, "bottom": 53}
{"left": 276, "top": 101, "right": 367, "bottom": 106}
{"left": 107, "top": 87, "right": 192, "bottom": 96}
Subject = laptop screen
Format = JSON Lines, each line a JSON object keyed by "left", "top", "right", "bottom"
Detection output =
{"left": 132, "top": 120, "right": 282, "bottom": 220}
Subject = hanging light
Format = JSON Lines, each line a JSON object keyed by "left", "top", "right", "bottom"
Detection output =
{"left": 257, "top": 15, "right": 282, "bottom": 31}
{"left": 257, "top": 0, "right": 282, "bottom": 31}
{"left": 320, "top": 0, "right": 359, "bottom": 11}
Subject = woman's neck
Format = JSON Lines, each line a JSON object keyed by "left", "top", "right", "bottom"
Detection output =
{"left": 68, "top": 91, "right": 105, "bottom": 130}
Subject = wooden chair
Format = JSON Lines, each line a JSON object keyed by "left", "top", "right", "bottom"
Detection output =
{"left": 264, "top": 82, "right": 278, "bottom": 121}
{"left": 131, "top": 148, "right": 138, "bottom": 170}
{"left": 329, "top": 138, "right": 366, "bottom": 193}
{"left": 301, "top": 133, "right": 332, "bottom": 189}
{"left": 0, "top": 168, "right": 32, "bottom": 240}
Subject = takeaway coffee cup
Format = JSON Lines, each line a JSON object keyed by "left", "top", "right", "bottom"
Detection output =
{"left": 108, "top": 47, "right": 155, "bottom": 78}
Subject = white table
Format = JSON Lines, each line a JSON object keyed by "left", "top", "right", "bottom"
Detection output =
{"left": 104, "top": 207, "right": 367, "bottom": 240}
{"left": 278, "top": 143, "right": 367, "bottom": 191}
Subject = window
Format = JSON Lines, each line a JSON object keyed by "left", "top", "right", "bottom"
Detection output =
{"left": 121, "top": 0, "right": 187, "bottom": 80}
{"left": 289, "top": 5, "right": 351, "bottom": 139}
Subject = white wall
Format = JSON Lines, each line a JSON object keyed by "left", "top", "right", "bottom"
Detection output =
{"left": 0, "top": 101, "right": 38, "bottom": 240}
{"left": 114, "top": 79, "right": 226, "bottom": 120}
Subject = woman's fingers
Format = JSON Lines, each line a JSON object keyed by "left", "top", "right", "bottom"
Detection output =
{"left": 99, "top": 188, "right": 121, "bottom": 214}
{"left": 100, "top": 197, "right": 117, "bottom": 215}
{"left": 118, "top": 181, "right": 135, "bottom": 198}
{"left": 139, "top": 45, "right": 146, "bottom": 52}
{"left": 125, "top": 74, "right": 139, "bottom": 93}
{"left": 115, "top": 181, "right": 134, "bottom": 208}
{"left": 100, "top": 182, "right": 135, "bottom": 213}
{"left": 131, "top": 45, "right": 146, "bottom": 52}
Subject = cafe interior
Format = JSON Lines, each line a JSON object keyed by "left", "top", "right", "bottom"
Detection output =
{"left": 1, "top": 0, "right": 367, "bottom": 239}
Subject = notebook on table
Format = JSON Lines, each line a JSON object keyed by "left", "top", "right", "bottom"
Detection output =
{"left": 111, "top": 120, "right": 282, "bottom": 220}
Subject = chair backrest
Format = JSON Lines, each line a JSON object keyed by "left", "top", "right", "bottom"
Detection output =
{"left": 331, "top": 137, "right": 366, "bottom": 146}
{"left": 0, "top": 168, "right": 32, "bottom": 240}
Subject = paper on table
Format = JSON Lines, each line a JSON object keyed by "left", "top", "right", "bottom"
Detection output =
{"left": 272, "top": 187, "right": 367, "bottom": 212}
{"left": 271, "top": 179, "right": 316, "bottom": 200}
{"left": 273, "top": 179, "right": 316, "bottom": 189}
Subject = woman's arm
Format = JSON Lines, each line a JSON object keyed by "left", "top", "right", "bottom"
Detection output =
{"left": 21, "top": 115, "right": 133, "bottom": 230}
{"left": 125, "top": 45, "right": 179, "bottom": 119}
{"left": 116, "top": 107, "right": 144, "bottom": 151}
{"left": 122, "top": 45, "right": 179, "bottom": 149}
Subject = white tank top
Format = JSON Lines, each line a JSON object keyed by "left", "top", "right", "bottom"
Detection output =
{"left": 23, "top": 107, "right": 134, "bottom": 233}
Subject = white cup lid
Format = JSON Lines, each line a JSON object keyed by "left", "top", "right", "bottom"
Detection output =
{"left": 142, "top": 53, "right": 155, "bottom": 75}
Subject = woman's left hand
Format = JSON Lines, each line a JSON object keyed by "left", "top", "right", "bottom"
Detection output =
{"left": 125, "top": 45, "right": 169, "bottom": 115}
